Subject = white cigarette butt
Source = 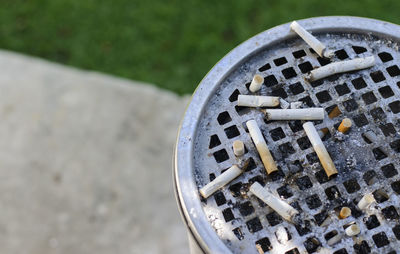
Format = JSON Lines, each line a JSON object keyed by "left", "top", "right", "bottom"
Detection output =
{"left": 199, "top": 165, "right": 243, "bottom": 199}
{"left": 290, "top": 101, "right": 303, "bottom": 109}
{"left": 290, "top": 21, "right": 334, "bottom": 58}
{"left": 233, "top": 140, "right": 245, "bottom": 157}
{"left": 308, "top": 56, "right": 375, "bottom": 81}
{"left": 280, "top": 98, "right": 290, "bottom": 109}
{"left": 357, "top": 193, "right": 375, "bottom": 210}
{"left": 249, "top": 182, "right": 299, "bottom": 222}
{"left": 238, "top": 95, "right": 280, "bottom": 107}
{"left": 265, "top": 108, "right": 324, "bottom": 120}
{"left": 249, "top": 74, "right": 264, "bottom": 93}
{"left": 345, "top": 224, "right": 360, "bottom": 236}
{"left": 275, "top": 226, "right": 289, "bottom": 244}
{"left": 246, "top": 120, "right": 278, "bottom": 174}
{"left": 303, "top": 122, "right": 338, "bottom": 178}
{"left": 327, "top": 231, "right": 342, "bottom": 246}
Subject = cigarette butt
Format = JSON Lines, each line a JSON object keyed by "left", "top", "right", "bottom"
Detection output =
{"left": 303, "top": 122, "right": 338, "bottom": 178}
{"left": 199, "top": 165, "right": 243, "bottom": 199}
{"left": 249, "top": 182, "right": 299, "bottom": 222}
{"left": 264, "top": 108, "right": 324, "bottom": 120}
{"left": 237, "top": 95, "right": 280, "bottom": 107}
{"left": 246, "top": 120, "right": 278, "bottom": 174}
{"left": 233, "top": 140, "right": 245, "bottom": 157}
{"left": 345, "top": 224, "right": 360, "bottom": 236}
{"left": 308, "top": 56, "right": 375, "bottom": 81}
{"left": 357, "top": 193, "right": 375, "bottom": 210}
{"left": 327, "top": 233, "right": 342, "bottom": 246}
{"left": 328, "top": 105, "right": 342, "bottom": 119}
{"left": 290, "top": 101, "right": 303, "bottom": 109}
{"left": 338, "top": 118, "right": 352, "bottom": 133}
{"left": 318, "top": 127, "right": 329, "bottom": 138}
{"left": 290, "top": 21, "right": 334, "bottom": 58}
{"left": 249, "top": 74, "right": 264, "bottom": 92}
{"left": 275, "top": 226, "right": 289, "bottom": 244}
{"left": 339, "top": 207, "right": 351, "bottom": 219}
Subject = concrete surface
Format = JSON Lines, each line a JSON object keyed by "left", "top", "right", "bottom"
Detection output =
{"left": 0, "top": 50, "right": 190, "bottom": 254}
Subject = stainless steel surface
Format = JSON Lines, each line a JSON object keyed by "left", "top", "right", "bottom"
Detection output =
{"left": 175, "top": 16, "right": 400, "bottom": 253}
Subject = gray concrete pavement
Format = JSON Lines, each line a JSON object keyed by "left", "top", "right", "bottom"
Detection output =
{"left": 0, "top": 50, "right": 190, "bottom": 254}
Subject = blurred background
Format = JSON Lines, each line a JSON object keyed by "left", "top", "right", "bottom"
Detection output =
{"left": 0, "top": 0, "right": 399, "bottom": 253}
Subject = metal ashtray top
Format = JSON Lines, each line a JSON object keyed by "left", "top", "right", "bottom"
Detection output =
{"left": 174, "top": 16, "right": 400, "bottom": 254}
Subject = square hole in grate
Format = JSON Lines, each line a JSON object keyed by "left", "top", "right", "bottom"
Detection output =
{"left": 370, "top": 71, "right": 386, "bottom": 83}
{"left": 266, "top": 211, "right": 282, "bottom": 226}
{"left": 372, "top": 232, "right": 390, "bottom": 248}
{"left": 351, "top": 77, "right": 367, "bottom": 90}
{"left": 343, "top": 98, "right": 358, "bottom": 112}
{"left": 277, "top": 185, "right": 293, "bottom": 199}
{"left": 392, "top": 180, "right": 400, "bottom": 194}
{"left": 209, "top": 173, "right": 216, "bottom": 181}
{"left": 352, "top": 46, "right": 367, "bottom": 54}
{"left": 297, "top": 136, "right": 311, "bottom": 150}
{"left": 378, "top": 85, "right": 394, "bottom": 98}
{"left": 271, "top": 87, "right": 288, "bottom": 98}
{"left": 343, "top": 179, "right": 360, "bottom": 193}
{"left": 288, "top": 120, "right": 303, "bottom": 133}
{"left": 373, "top": 189, "right": 389, "bottom": 203}
{"left": 316, "top": 90, "right": 332, "bottom": 103}
{"left": 274, "top": 57, "right": 287, "bottom": 66}
{"left": 306, "top": 152, "right": 318, "bottom": 164}
{"left": 304, "top": 237, "right": 321, "bottom": 253}
{"left": 314, "top": 210, "right": 328, "bottom": 226}
{"left": 285, "top": 248, "right": 300, "bottom": 254}
{"left": 282, "top": 67, "right": 297, "bottom": 79}
{"left": 233, "top": 227, "right": 244, "bottom": 240}
{"left": 364, "top": 214, "right": 380, "bottom": 229}
{"left": 315, "top": 170, "right": 329, "bottom": 183}
{"left": 317, "top": 57, "right": 331, "bottom": 66}
{"left": 214, "top": 191, "right": 226, "bottom": 206}
{"left": 288, "top": 160, "right": 303, "bottom": 174}
{"left": 255, "top": 237, "right": 272, "bottom": 253}
{"left": 389, "top": 101, "right": 400, "bottom": 114}
{"left": 378, "top": 52, "right": 393, "bottom": 62}
{"left": 300, "top": 96, "right": 316, "bottom": 107}
{"left": 213, "top": 149, "right": 229, "bottom": 163}
{"left": 325, "top": 185, "right": 341, "bottom": 200}
{"left": 246, "top": 217, "right": 263, "bottom": 233}
{"left": 245, "top": 157, "right": 257, "bottom": 172}
{"left": 229, "top": 182, "right": 242, "bottom": 197}
{"left": 259, "top": 63, "right": 271, "bottom": 72}
{"left": 293, "top": 49, "right": 306, "bottom": 58}
{"left": 333, "top": 249, "right": 348, "bottom": 254}
{"left": 222, "top": 208, "right": 235, "bottom": 222}
{"left": 353, "top": 240, "right": 370, "bottom": 254}
{"left": 209, "top": 134, "right": 221, "bottom": 149}
{"left": 335, "top": 83, "right": 351, "bottom": 96}
{"left": 270, "top": 169, "right": 285, "bottom": 181}
{"left": 295, "top": 220, "right": 311, "bottom": 236}
{"left": 390, "top": 139, "right": 400, "bottom": 153}
{"left": 224, "top": 125, "right": 240, "bottom": 139}
{"left": 249, "top": 175, "right": 265, "bottom": 186}
{"left": 270, "top": 127, "right": 286, "bottom": 141}
{"left": 382, "top": 205, "right": 399, "bottom": 220}
{"left": 353, "top": 114, "right": 368, "bottom": 127}
{"left": 235, "top": 105, "right": 250, "bottom": 116}
{"left": 264, "top": 75, "right": 278, "bottom": 87}
{"left": 298, "top": 61, "right": 313, "bottom": 73}
{"left": 239, "top": 201, "right": 255, "bottom": 216}
{"left": 296, "top": 176, "right": 313, "bottom": 190}
{"left": 309, "top": 79, "right": 324, "bottom": 88}
{"left": 229, "top": 89, "right": 240, "bottom": 102}
{"left": 380, "top": 123, "right": 396, "bottom": 137}
{"left": 370, "top": 107, "right": 386, "bottom": 121}
{"left": 372, "top": 147, "right": 387, "bottom": 160}
{"left": 363, "top": 170, "right": 377, "bottom": 185}
{"left": 289, "top": 82, "right": 305, "bottom": 95}
{"left": 279, "top": 142, "right": 295, "bottom": 158}
{"left": 217, "top": 111, "right": 232, "bottom": 125}
{"left": 393, "top": 225, "right": 400, "bottom": 240}
{"left": 361, "top": 91, "right": 377, "bottom": 105}
{"left": 335, "top": 49, "right": 349, "bottom": 60}
{"left": 387, "top": 65, "right": 400, "bottom": 77}
{"left": 305, "top": 194, "right": 322, "bottom": 209}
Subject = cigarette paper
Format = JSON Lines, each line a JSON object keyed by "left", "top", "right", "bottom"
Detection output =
{"left": 280, "top": 98, "right": 290, "bottom": 109}
{"left": 308, "top": 56, "right": 375, "bottom": 81}
{"left": 233, "top": 140, "right": 245, "bottom": 157}
{"left": 264, "top": 108, "right": 324, "bottom": 120}
{"left": 357, "top": 193, "right": 375, "bottom": 210}
{"left": 249, "top": 182, "right": 299, "bottom": 222}
{"left": 290, "top": 101, "right": 303, "bottom": 109}
{"left": 290, "top": 21, "right": 334, "bottom": 58}
{"left": 345, "top": 224, "right": 360, "bottom": 236}
{"left": 303, "top": 122, "right": 338, "bottom": 178}
{"left": 339, "top": 207, "right": 351, "bottom": 219}
{"left": 327, "top": 233, "right": 342, "bottom": 246}
{"left": 249, "top": 74, "right": 264, "bottom": 93}
{"left": 246, "top": 120, "right": 278, "bottom": 174}
{"left": 238, "top": 95, "right": 280, "bottom": 107}
{"left": 363, "top": 131, "right": 378, "bottom": 143}
{"left": 338, "top": 118, "right": 352, "bottom": 133}
{"left": 199, "top": 165, "right": 243, "bottom": 199}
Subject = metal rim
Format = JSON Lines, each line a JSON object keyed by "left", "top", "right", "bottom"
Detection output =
{"left": 174, "top": 16, "right": 400, "bottom": 253}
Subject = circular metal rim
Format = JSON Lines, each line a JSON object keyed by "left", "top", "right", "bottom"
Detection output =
{"left": 174, "top": 16, "right": 400, "bottom": 253}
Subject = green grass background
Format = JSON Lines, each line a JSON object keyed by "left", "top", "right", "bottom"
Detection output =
{"left": 1, "top": 0, "right": 400, "bottom": 94}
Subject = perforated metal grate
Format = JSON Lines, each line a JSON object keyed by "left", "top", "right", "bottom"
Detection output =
{"left": 175, "top": 17, "right": 400, "bottom": 254}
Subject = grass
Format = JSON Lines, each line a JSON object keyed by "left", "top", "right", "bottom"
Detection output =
{"left": 1, "top": 0, "right": 400, "bottom": 94}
